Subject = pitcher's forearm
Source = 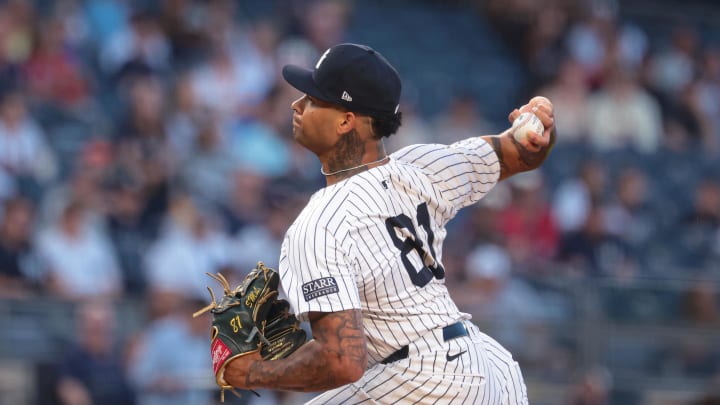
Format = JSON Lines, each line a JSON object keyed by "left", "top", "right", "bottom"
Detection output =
{"left": 224, "top": 310, "right": 368, "bottom": 392}
{"left": 235, "top": 340, "right": 347, "bottom": 392}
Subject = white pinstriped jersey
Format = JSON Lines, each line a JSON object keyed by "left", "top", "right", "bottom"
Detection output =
{"left": 279, "top": 137, "right": 500, "bottom": 365}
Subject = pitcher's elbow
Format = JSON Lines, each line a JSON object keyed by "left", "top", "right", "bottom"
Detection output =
{"left": 345, "top": 362, "right": 365, "bottom": 383}
{"left": 332, "top": 353, "right": 367, "bottom": 385}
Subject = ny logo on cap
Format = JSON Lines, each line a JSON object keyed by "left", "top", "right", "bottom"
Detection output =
{"left": 316, "top": 48, "right": 331, "bottom": 69}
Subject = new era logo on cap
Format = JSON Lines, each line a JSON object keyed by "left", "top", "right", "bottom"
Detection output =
{"left": 282, "top": 43, "right": 402, "bottom": 118}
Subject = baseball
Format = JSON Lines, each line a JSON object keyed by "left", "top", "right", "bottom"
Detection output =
{"left": 512, "top": 112, "right": 544, "bottom": 143}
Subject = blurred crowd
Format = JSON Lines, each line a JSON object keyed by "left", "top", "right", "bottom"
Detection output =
{"left": 0, "top": 0, "right": 719, "bottom": 404}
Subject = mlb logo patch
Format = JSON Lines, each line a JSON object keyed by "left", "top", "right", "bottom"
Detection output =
{"left": 302, "top": 277, "right": 339, "bottom": 301}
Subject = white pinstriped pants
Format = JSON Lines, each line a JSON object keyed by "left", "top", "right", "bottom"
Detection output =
{"left": 305, "top": 321, "right": 528, "bottom": 404}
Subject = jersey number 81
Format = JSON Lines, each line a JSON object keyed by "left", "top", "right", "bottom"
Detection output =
{"left": 385, "top": 202, "right": 445, "bottom": 287}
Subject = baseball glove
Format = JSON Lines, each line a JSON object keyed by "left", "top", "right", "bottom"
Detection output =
{"left": 261, "top": 298, "right": 307, "bottom": 361}
{"left": 193, "top": 262, "right": 306, "bottom": 401}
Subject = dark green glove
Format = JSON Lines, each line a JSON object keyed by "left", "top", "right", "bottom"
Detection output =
{"left": 194, "top": 262, "right": 280, "bottom": 401}
{"left": 261, "top": 299, "right": 307, "bottom": 361}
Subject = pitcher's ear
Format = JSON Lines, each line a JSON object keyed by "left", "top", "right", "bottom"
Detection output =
{"left": 338, "top": 111, "right": 358, "bottom": 135}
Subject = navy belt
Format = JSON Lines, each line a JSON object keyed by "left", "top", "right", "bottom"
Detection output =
{"left": 381, "top": 322, "right": 468, "bottom": 365}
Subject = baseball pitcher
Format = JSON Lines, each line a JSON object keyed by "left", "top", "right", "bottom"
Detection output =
{"left": 203, "top": 43, "right": 555, "bottom": 404}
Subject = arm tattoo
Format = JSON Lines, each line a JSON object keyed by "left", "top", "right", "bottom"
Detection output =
{"left": 511, "top": 136, "right": 546, "bottom": 168}
{"left": 245, "top": 310, "right": 367, "bottom": 391}
{"left": 514, "top": 126, "right": 556, "bottom": 169}
{"left": 490, "top": 136, "right": 510, "bottom": 178}
{"left": 322, "top": 310, "right": 367, "bottom": 361}
{"left": 486, "top": 125, "right": 556, "bottom": 179}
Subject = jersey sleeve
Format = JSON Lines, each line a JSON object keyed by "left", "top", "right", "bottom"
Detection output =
{"left": 279, "top": 226, "right": 361, "bottom": 322}
{"left": 391, "top": 137, "right": 501, "bottom": 210}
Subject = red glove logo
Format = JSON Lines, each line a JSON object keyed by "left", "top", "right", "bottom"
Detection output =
{"left": 211, "top": 338, "right": 232, "bottom": 375}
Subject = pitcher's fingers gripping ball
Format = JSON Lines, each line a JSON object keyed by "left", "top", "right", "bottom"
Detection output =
{"left": 512, "top": 112, "right": 544, "bottom": 143}
{"left": 508, "top": 96, "right": 555, "bottom": 152}
{"left": 193, "top": 262, "right": 307, "bottom": 401}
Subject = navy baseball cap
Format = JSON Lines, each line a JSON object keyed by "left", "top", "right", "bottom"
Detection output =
{"left": 282, "top": 43, "right": 401, "bottom": 119}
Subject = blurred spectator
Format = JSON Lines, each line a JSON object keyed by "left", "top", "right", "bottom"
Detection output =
{"left": 158, "top": 0, "right": 212, "bottom": 66}
{"left": 538, "top": 58, "right": 591, "bottom": 142}
{"left": 40, "top": 140, "right": 112, "bottom": 226}
{"left": 692, "top": 46, "right": 720, "bottom": 154}
{"left": 609, "top": 21, "right": 649, "bottom": 73}
{"left": 0, "top": 162, "right": 15, "bottom": 199}
{"left": 105, "top": 176, "right": 154, "bottom": 296}
{"left": 293, "top": 0, "right": 351, "bottom": 52}
{"left": 444, "top": 186, "right": 510, "bottom": 283}
{"left": 565, "top": 9, "right": 615, "bottom": 87}
{"left": 201, "top": 0, "right": 240, "bottom": 47}
{"left": 189, "top": 45, "right": 247, "bottom": 121}
{"left": 655, "top": 336, "right": 720, "bottom": 379}
{"left": 218, "top": 169, "right": 271, "bottom": 235}
{"left": 648, "top": 34, "right": 711, "bottom": 153}
{"left": 681, "top": 281, "right": 720, "bottom": 326}
{"left": 552, "top": 159, "right": 607, "bottom": 233}
{"left": 431, "top": 94, "right": 491, "bottom": 144}
{"left": 521, "top": 4, "right": 571, "bottom": 84}
{"left": 648, "top": 24, "right": 698, "bottom": 97}
{"left": 693, "top": 392, "right": 720, "bottom": 405}
{"left": 663, "top": 77, "right": 714, "bottom": 153}
{"left": 189, "top": 14, "right": 277, "bottom": 122}
{"left": 675, "top": 178, "right": 720, "bottom": 270}
{"left": 127, "top": 297, "right": 214, "bottom": 405}
{"left": 22, "top": 16, "right": 92, "bottom": 109}
{"left": 587, "top": 66, "right": 663, "bottom": 153}
{"left": 180, "top": 120, "right": 236, "bottom": 205}
{"left": 454, "top": 243, "right": 558, "bottom": 366}
{"left": 229, "top": 88, "right": 292, "bottom": 177}
{"left": 715, "top": 227, "right": 720, "bottom": 264}
{"left": 165, "top": 74, "right": 204, "bottom": 162}
{"left": 116, "top": 74, "right": 168, "bottom": 143}
{"left": 497, "top": 172, "right": 559, "bottom": 272}
{"left": 556, "top": 205, "right": 638, "bottom": 279}
{"left": 0, "top": 196, "right": 37, "bottom": 297}
{"left": 229, "top": 19, "right": 281, "bottom": 108}
{"left": 0, "top": 1, "right": 35, "bottom": 66}
{"left": 50, "top": 0, "right": 93, "bottom": 50}
{"left": 35, "top": 200, "right": 123, "bottom": 300}
{"left": 83, "top": 0, "right": 130, "bottom": 48}
{"left": 254, "top": 84, "right": 320, "bottom": 182}
{"left": 231, "top": 193, "right": 304, "bottom": 272}
{"left": 100, "top": 11, "right": 170, "bottom": 79}
{"left": 480, "top": 0, "right": 545, "bottom": 66}
{"left": 114, "top": 74, "right": 174, "bottom": 227}
{"left": 0, "top": 90, "right": 58, "bottom": 194}
{"left": 568, "top": 366, "right": 613, "bottom": 405}
{"left": 201, "top": 1, "right": 278, "bottom": 109}
{"left": 144, "top": 194, "right": 232, "bottom": 302}
{"left": 602, "top": 167, "right": 655, "bottom": 251}
{"left": 56, "top": 300, "right": 135, "bottom": 405}
{"left": 687, "top": 177, "right": 720, "bottom": 225}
